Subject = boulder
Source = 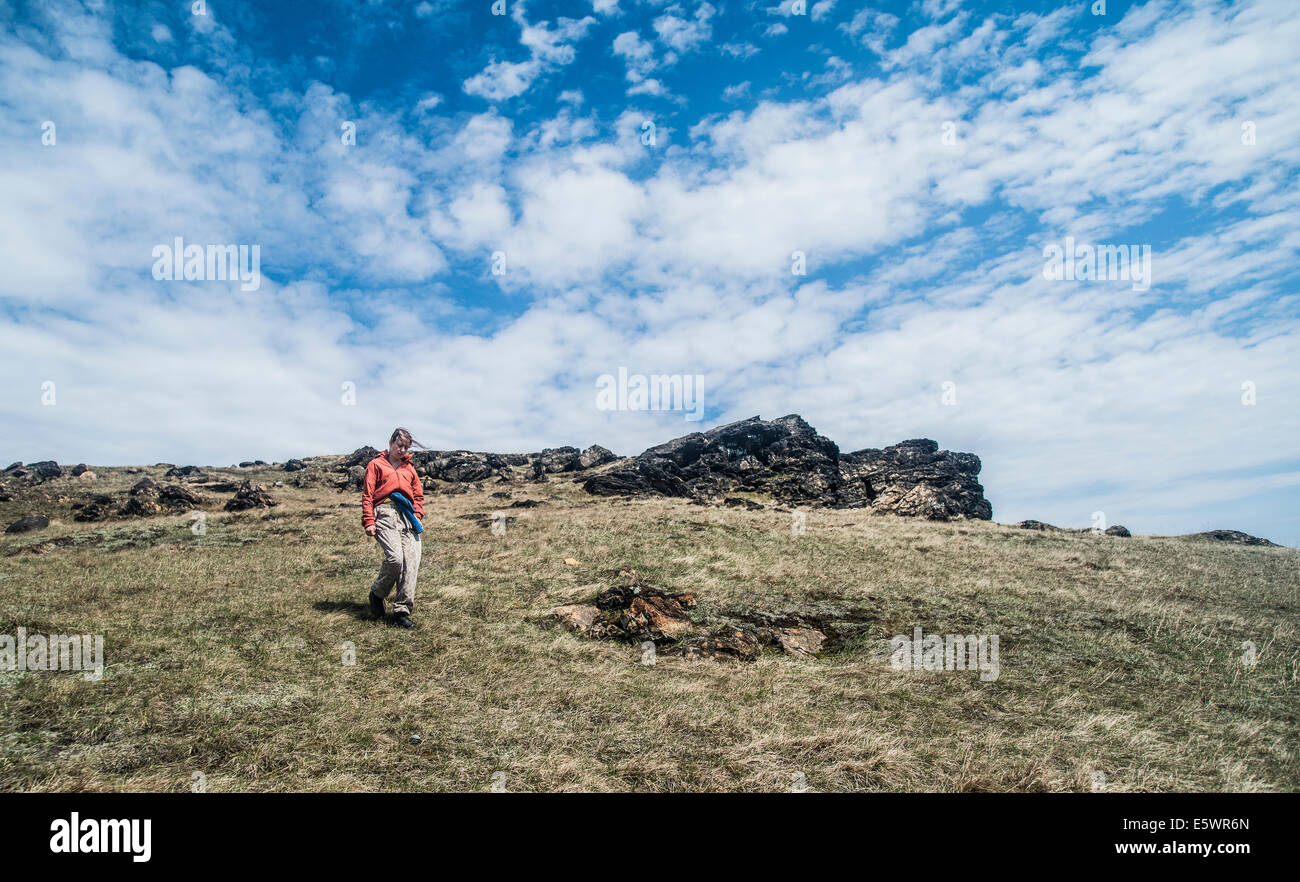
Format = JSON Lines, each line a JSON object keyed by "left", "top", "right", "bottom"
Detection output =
{"left": 5, "top": 515, "right": 50, "bottom": 534}
{"left": 578, "top": 444, "right": 617, "bottom": 469}
{"left": 283, "top": 458, "right": 307, "bottom": 472}
{"left": 225, "top": 481, "right": 278, "bottom": 511}
{"left": 129, "top": 477, "right": 159, "bottom": 495}
{"left": 165, "top": 465, "right": 203, "bottom": 477}
{"left": 24, "top": 461, "right": 62, "bottom": 482}
{"left": 1105, "top": 525, "right": 1131, "bottom": 537}
{"left": 70, "top": 463, "right": 89, "bottom": 476}
{"left": 159, "top": 484, "right": 203, "bottom": 508}
{"left": 77, "top": 471, "right": 96, "bottom": 482}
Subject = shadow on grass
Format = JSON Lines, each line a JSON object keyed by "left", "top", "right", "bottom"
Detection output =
{"left": 313, "top": 599, "right": 373, "bottom": 621}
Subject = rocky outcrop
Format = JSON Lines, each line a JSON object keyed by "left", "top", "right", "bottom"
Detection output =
{"left": 1183, "top": 530, "right": 1278, "bottom": 547}
{"left": 839, "top": 438, "right": 991, "bottom": 520}
{"left": 338, "top": 446, "right": 381, "bottom": 469}
{"left": 315, "top": 443, "right": 615, "bottom": 492}
{"left": 415, "top": 451, "right": 514, "bottom": 484}
{"left": 528, "top": 444, "right": 617, "bottom": 477}
{"left": 583, "top": 414, "right": 991, "bottom": 521}
{"left": 3, "top": 460, "right": 62, "bottom": 484}
{"left": 120, "top": 481, "right": 205, "bottom": 517}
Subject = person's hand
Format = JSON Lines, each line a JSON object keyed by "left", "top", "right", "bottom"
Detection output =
{"left": 365, "top": 525, "right": 376, "bottom": 537}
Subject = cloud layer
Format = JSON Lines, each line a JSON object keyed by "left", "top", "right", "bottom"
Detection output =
{"left": 1, "top": 0, "right": 1297, "bottom": 543}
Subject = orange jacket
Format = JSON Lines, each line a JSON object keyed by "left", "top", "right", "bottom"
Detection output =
{"left": 361, "top": 451, "right": 425, "bottom": 529}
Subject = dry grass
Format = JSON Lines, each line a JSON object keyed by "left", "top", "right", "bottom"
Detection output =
{"left": 1, "top": 464, "right": 1297, "bottom": 792}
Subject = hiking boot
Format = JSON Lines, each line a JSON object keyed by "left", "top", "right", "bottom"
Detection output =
{"left": 393, "top": 613, "right": 415, "bottom": 629}
{"left": 368, "top": 592, "right": 385, "bottom": 619}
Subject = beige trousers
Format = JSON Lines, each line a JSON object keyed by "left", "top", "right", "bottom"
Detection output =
{"left": 368, "top": 503, "right": 422, "bottom": 615}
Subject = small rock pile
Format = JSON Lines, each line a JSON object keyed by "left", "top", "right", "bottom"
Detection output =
{"left": 540, "top": 581, "right": 831, "bottom": 663}
{"left": 224, "top": 481, "right": 278, "bottom": 511}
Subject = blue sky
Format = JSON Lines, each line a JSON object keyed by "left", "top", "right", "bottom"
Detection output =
{"left": 1, "top": 0, "right": 1298, "bottom": 543}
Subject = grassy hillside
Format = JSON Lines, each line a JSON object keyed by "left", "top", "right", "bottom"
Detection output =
{"left": 1, "top": 464, "right": 1297, "bottom": 791}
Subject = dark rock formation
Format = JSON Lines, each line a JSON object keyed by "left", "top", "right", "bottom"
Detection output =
{"left": 72, "top": 495, "right": 115, "bottom": 522}
{"left": 529, "top": 444, "right": 617, "bottom": 477}
{"left": 416, "top": 451, "right": 505, "bottom": 484}
{"left": 70, "top": 463, "right": 89, "bottom": 476}
{"left": 839, "top": 438, "right": 991, "bottom": 520}
{"left": 283, "top": 459, "right": 307, "bottom": 471}
{"left": 224, "top": 481, "right": 278, "bottom": 511}
{"left": 1184, "top": 530, "right": 1278, "bottom": 547}
{"left": 17, "top": 461, "right": 63, "bottom": 483}
{"left": 1016, "top": 520, "right": 1057, "bottom": 531}
{"left": 5, "top": 515, "right": 50, "bottom": 534}
{"left": 165, "top": 465, "right": 203, "bottom": 477}
{"left": 338, "top": 446, "right": 381, "bottom": 469}
{"left": 1105, "top": 525, "right": 1131, "bottom": 537}
{"left": 530, "top": 446, "right": 581, "bottom": 477}
{"left": 578, "top": 444, "right": 617, "bottom": 470}
{"left": 118, "top": 481, "right": 205, "bottom": 517}
{"left": 129, "top": 477, "right": 159, "bottom": 495}
{"left": 583, "top": 415, "right": 991, "bottom": 520}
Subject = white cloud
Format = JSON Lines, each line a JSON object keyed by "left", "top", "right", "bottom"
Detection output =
{"left": 462, "top": 3, "right": 596, "bottom": 101}
{"left": 653, "top": 3, "right": 715, "bottom": 53}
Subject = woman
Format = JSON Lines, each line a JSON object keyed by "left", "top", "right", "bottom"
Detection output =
{"left": 362, "top": 428, "right": 426, "bottom": 629}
